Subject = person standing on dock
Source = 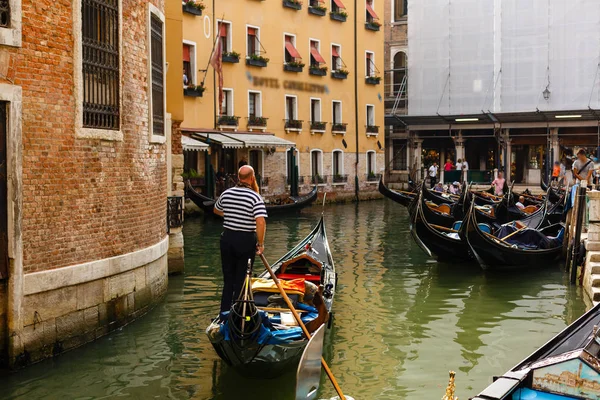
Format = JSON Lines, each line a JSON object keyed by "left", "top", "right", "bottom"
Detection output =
{"left": 491, "top": 171, "right": 506, "bottom": 196}
{"left": 428, "top": 162, "right": 439, "bottom": 188}
{"left": 573, "top": 149, "right": 593, "bottom": 187}
{"left": 213, "top": 165, "right": 267, "bottom": 316}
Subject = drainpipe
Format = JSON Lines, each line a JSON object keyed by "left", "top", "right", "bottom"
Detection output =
{"left": 353, "top": 0, "right": 359, "bottom": 201}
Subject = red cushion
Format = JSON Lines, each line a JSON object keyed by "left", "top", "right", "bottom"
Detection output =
{"left": 277, "top": 273, "right": 321, "bottom": 282}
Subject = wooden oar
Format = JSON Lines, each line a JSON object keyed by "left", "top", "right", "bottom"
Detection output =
{"left": 499, "top": 226, "right": 527, "bottom": 242}
{"left": 430, "top": 224, "right": 458, "bottom": 233}
{"left": 259, "top": 254, "right": 346, "bottom": 400}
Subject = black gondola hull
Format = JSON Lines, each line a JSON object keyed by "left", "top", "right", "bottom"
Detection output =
{"left": 378, "top": 179, "right": 415, "bottom": 207}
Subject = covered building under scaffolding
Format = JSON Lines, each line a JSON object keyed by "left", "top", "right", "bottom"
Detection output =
{"left": 385, "top": 0, "right": 600, "bottom": 187}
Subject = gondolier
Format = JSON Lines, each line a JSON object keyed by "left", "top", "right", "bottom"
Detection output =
{"left": 214, "top": 165, "right": 267, "bottom": 315}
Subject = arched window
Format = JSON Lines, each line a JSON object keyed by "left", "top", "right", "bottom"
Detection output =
{"left": 393, "top": 51, "right": 407, "bottom": 97}
{"left": 332, "top": 150, "right": 345, "bottom": 183}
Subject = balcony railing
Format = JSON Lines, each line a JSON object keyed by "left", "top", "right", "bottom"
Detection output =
{"left": 332, "top": 174, "right": 348, "bottom": 183}
{"left": 310, "top": 121, "right": 327, "bottom": 132}
{"left": 247, "top": 116, "right": 268, "bottom": 129}
{"left": 310, "top": 175, "right": 326, "bottom": 184}
{"left": 366, "top": 125, "right": 379, "bottom": 135}
{"left": 285, "top": 119, "right": 303, "bottom": 130}
{"left": 217, "top": 115, "right": 240, "bottom": 127}
{"left": 332, "top": 122, "right": 347, "bottom": 134}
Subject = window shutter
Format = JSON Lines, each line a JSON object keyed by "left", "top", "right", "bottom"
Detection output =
{"left": 183, "top": 45, "right": 190, "bottom": 62}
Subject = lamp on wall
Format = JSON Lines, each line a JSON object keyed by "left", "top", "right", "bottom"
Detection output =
{"left": 543, "top": 86, "right": 551, "bottom": 101}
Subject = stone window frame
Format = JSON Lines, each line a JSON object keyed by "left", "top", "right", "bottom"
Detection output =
{"left": 331, "top": 149, "right": 345, "bottom": 176}
{"left": 0, "top": 0, "right": 21, "bottom": 48}
{"left": 332, "top": 99, "right": 343, "bottom": 124}
{"left": 0, "top": 83, "right": 24, "bottom": 360}
{"left": 147, "top": 3, "right": 166, "bottom": 144}
{"left": 247, "top": 89, "right": 262, "bottom": 118}
{"left": 366, "top": 149, "right": 376, "bottom": 175}
{"left": 73, "top": 0, "right": 124, "bottom": 142}
{"left": 310, "top": 148, "right": 324, "bottom": 178}
{"left": 216, "top": 19, "right": 233, "bottom": 54}
{"left": 391, "top": 0, "right": 407, "bottom": 24}
{"left": 183, "top": 40, "right": 198, "bottom": 86}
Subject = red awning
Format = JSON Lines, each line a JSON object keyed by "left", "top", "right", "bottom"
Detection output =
{"left": 333, "top": 0, "right": 345, "bottom": 9}
{"left": 285, "top": 42, "right": 302, "bottom": 59}
{"left": 332, "top": 46, "right": 340, "bottom": 57}
{"left": 183, "top": 45, "right": 190, "bottom": 62}
{"left": 310, "top": 47, "right": 326, "bottom": 64}
{"left": 366, "top": 3, "right": 379, "bottom": 19}
{"left": 219, "top": 23, "right": 227, "bottom": 37}
{"left": 247, "top": 27, "right": 257, "bottom": 35}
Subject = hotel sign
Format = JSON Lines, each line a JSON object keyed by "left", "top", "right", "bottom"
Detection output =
{"left": 247, "top": 74, "right": 329, "bottom": 94}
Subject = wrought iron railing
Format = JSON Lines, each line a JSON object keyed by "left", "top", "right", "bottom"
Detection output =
{"left": 167, "top": 196, "right": 184, "bottom": 233}
{"left": 217, "top": 115, "right": 240, "bottom": 127}
{"left": 247, "top": 116, "right": 268, "bottom": 127}
{"left": 366, "top": 125, "right": 379, "bottom": 134}
{"left": 331, "top": 122, "right": 347, "bottom": 133}
{"left": 285, "top": 119, "right": 303, "bottom": 129}
{"left": 332, "top": 174, "right": 348, "bottom": 183}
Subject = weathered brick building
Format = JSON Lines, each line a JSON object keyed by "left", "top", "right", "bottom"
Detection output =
{"left": 0, "top": 0, "right": 171, "bottom": 367}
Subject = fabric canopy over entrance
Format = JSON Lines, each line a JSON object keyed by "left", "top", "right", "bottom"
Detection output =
{"left": 223, "top": 133, "right": 296, "bottom": 148}
{"left": 186, "top": 130, "right": 296, "bottom": 149}
{"left": 182, "top": 135, "right": 209, "bottom": 152}
{"left": 193, "top": 133, "right": 245, "bottom": 148}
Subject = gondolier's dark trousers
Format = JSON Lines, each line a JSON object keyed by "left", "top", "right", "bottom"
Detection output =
{"left": 220, "top": 229, "right": 257, "bottom": 313}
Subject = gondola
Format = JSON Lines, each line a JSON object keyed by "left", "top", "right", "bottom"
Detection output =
{"left": 185, "top": 180, "right": 318, "bottom": 215}
{"left": 205, "top": 215, "right": 336, "bottom": 377}
{"left": 472, "top": 302, "right": 600, "bottom": 400}
{"left": 410, "top": 190, "right": 473, "bottom": 262}
{"left": 463, "top": 199, "right": 565, "bottom": 270}
{"left": 378, "top": 179, "right": 416, "bottom": 207}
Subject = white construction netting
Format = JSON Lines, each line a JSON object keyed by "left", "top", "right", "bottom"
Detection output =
{"left": 408, "top": 0, "right": 600, "bottom": 116}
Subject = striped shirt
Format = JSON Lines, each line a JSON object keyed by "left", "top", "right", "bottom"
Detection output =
{"left": 215, "top": 187, "right": 268, "bottom": 232}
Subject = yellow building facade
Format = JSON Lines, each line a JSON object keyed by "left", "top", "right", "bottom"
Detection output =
{"left": 168, "top": 0, "right": 385, "bottom": 199}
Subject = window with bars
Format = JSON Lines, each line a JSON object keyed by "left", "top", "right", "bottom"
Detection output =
{"left": 393, "top": 140, "right": 408, "bottom": 170}
{"left": 82, "top": 0, "right": 120, "bottom": 130}
{"left": 0, "top": 0, "right": 9, "bottom": 28}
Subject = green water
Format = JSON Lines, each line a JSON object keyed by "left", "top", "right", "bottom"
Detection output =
{"left": 1, "top": 200, "right": 586, "bottom": 399}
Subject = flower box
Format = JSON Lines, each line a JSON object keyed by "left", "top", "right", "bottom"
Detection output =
{"left": 183, "top": 86, "right": 204, "bottom": 97}
{"left": 283, "top": 0, "right": 302, "bottom": 10}
{"left": 309, "top": 66, "right": 327, "bottom": 76}
{"left": 246, "top": 57, "right": 269, "bottom": 67}
{"left": 222, "top": 52, "right": 240, "bottom": 63}
{"left": 182, "top": 2, "right": 203, "bottom": 16}
{"left": 284, "top": 63, "right": 304, "bottom": 72}
{"left": 333, "top": 175, "right": 347, "bottom": 183}
{"left": 310, "top": 121, "right": 327, "bottom": 132}
{"left": 331, "top": 123, "right": 347, "bottom": 134}
{"left": 365, "top": 76, "right": 381, "bottom": 85}
{"left": 285, "top": 119, "right": 303, "bottom": 130}
{"left": 330, "top": 11, "right": 347, "bottom": 22}
{"left": 366, "top": 125, "right": 379, "bottom": 134}
{"left": 218, "top": 116, "right": 239, "bottom": 127}
{"left": 365, "top": 21, "right": 381, "bottom": 31}
{"left": 331, "top": 70, "right": 348, "bottom": 79}
{"left": 308, "top": 6, "right": 327, "bottom": 16}
{"left": 248, "top": 116, "right": 268, "bottom": 128}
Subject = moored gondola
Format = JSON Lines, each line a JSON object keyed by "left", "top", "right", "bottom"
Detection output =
{"left": 185, "top": 180, "right": 318, "bottom": 215}
{"left": 472, "top": 302, "right": 600, "bottom": 400}
{"left": 463, "top": 199, "right": 565, "bottom": 270}
{"left": 410, "top": 190, "right": 473, "bottom": 262}
{"left": 378, "top": 179, "right": 416, "bottom": 207}
{"left": 205, "top": 215, "right": 336, "bottom": 378}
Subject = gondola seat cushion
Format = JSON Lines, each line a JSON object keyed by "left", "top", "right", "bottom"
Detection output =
{"left": 478, "top": 223, "right": 492, "bottom": 234}
{"left": 277, "top": 273, "right": 321, "bottom": 283}
{"left": 452, "top": 221, "right": 462, "bottom": 231}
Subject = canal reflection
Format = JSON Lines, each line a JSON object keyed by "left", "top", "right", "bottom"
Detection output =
{"left": 1, "top": 200, "right": 586, "bottom": 399}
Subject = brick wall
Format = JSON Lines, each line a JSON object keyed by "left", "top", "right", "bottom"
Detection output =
{"left": 11, "top": 0, "right": 167, "bottom": 273}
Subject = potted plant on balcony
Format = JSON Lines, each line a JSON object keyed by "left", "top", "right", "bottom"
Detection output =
{"left": 365, "top": 19, "right": 382, "bottom": 31}
{"left": 333, "top": 174, "right": 346, "bottom": 183}
{"left": 182, "top": 169, "right": 205, "bottom": 187}
{"left": 331, "top": 68, "right": 349, "bottom": 79}
{"left": 367, "top": 172, "right": 377, "bottom": 181}
{"left": 284, "top": 60, "right": 305, "bottom": 72}
{"left": 183, "top": 83, "right": 205, "bottom": 97}
{"left": 182, "top": 0, "right": 205, "bottom": 16}
{"left": 222, "top": 51, "right": 240, "bottom": 63}
{"left": 365, "top": 75, "right": 382, "bottom": 85}
{"left": 248, "top": 116, "right": 268, "bottom": 128}
{"left": 310, "top": 121, "right": 327, "bottom": 131}
{"left": 332, "top": 123, "right": 346, "bottom": 133}
{"left": 283, "top": 0, "right": 302, "bottom": 10}
{"left": 309, "top": 64, "right": 328, "bottom": 76}
{"left": 308, "top": 1, "right": 327, "bottom": 16}
{"left": 330, "top": 9, "right": 348, "bottom": 22}
{"left": 246, "top": 53, "right": 270, "bottom": 67}
{"left": 366, "top": 125, "right": 379, "bottom": 134}
{"left": 218, "top": 115, "right": 239, "bottom": 126}
{"left": 285, "top": 119, "right": 303, "bottom": 130}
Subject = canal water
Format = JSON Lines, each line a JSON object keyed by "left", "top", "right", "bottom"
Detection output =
{"left": 2, "top": 200, "right": 586, "bottom": 399}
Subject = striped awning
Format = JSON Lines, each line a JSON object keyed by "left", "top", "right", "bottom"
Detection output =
{"left": 181, "top": 135, "right": 209, "bottom": 152}
{"left": 193, "top": 133, "right": 245, "bottom": 148}
{"left": 223, "top": 133, "right": 296, "bottom": 148}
